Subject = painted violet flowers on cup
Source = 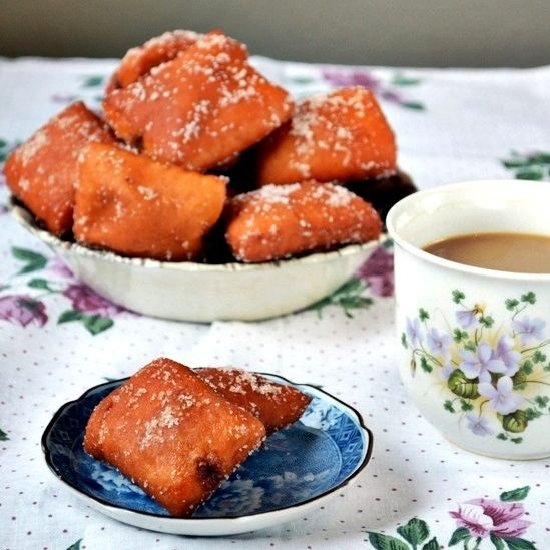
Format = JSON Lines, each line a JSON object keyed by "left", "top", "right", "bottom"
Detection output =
{"left": 401, "top": 290, "right": 550, "bottom": 444}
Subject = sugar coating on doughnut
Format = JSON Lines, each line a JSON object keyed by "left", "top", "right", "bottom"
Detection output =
{"left": 257, "top": 87, "right": 397, "bottom": 185}
{"left": 83, "top": 358, "right": 266, "bottom": 517}
{"left": 196, "top": 367, "right": 312, "bottom": 434}
{"left": 103, "top": 30, "right": 294, "bottom": 172}
{"left": 225, "top": 180, "right": 381, "bottom": 262}
{"left": 4, "top": 102, "right": 115, "bottom": 235}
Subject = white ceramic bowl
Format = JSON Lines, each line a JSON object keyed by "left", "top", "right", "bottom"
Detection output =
{"left": 387, "top": 179, "right": 550, "bottom": 460}
{"left": 10, "top": 201, "right": 379, "bottom": 323}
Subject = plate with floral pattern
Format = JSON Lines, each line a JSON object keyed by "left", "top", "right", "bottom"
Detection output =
{"left": 41, "top": 373, "right": 373, "bottom": 536}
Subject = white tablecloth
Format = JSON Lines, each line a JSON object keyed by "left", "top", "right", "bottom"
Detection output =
{"left": 1, "top": 55, "right": 550, "bottom": 550}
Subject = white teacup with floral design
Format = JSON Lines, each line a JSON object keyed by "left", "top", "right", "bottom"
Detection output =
{"left": 387, "top": 180, "right": 550, "bottom": 459}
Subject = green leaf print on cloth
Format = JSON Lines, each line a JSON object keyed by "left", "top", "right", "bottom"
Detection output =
{"left": 304, "top": 242, "right": 394, "bottom": 317}
{"left": 0, "top": 246, "right": 127, "bottom": 335}
{"left": 306, "top": 277, "right": 373, "bottom": 318}
{"left": 11, "top": 247, "right": 48, "bottom": 275}
{"left": 0, "top": 138, "right": 21, "bottom": 163}
{"left": 51, "top": 74, "right": 106, "bottom": 105}
{"left": 81, "top": 75, "right": 105, "bottom": 88}
{"left": 502, "top": 151, "right": 550, "bottom": 180}
{"left": 368, "top": 518, "right": 438, "bottom": 549}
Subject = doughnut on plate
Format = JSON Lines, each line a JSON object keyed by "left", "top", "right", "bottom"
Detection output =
{"left": 41, "top": 373, "right": 373, "bottom": 536}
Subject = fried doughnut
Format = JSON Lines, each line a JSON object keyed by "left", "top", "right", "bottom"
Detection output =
{"left": 225, "top": 180, "right": 382, "bottom": 262}
{"left": 4, "top": 102, "right": 115, "bottom": 235}
{"left": 257, "top": 87, "right": 397, "bottom": 185}
{"left": 196, "top": 367, "right": 311, "bottom": 434}
{"left": 83, "top": 358, "right": 266, "bottom": 517}
{"left": 105, "top": 30, "right": 203, "bottom": 93}
{"left": 102, "top": 30, "right": 293, "bottom": 172}
{"left": 73, "top": 142, "right": 226, "bottom": 260}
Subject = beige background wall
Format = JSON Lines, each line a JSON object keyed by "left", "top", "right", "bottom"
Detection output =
{"left": 1, "top": 0, "right": 549, "bottom": 67}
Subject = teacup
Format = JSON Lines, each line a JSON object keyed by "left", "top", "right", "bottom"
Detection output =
{"left": 387, "top": 180, "right": 550, "bottom": 459}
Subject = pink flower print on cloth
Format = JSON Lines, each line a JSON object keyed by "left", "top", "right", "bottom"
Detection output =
{"left": 1, "top": 246, "right": 127, "bottom": 335}
{"left": 356, "top": 245, "right": 394, "bottom": 297}
{"left": 63, "top": 284, "right": 125, "bottom": 317}
{"left": 321, "top": 68, "right": 426, "bottom": 111}
{"left": 0, "top": 295, "right": 47, "bottom": 327}
{"left": 450, "top": 498, "right": 531, "bottom": 539}
{"left": 366, "top": 486, "right": 537, "bottom": 549}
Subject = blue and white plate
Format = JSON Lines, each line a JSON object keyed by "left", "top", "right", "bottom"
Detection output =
{"left": 41, "top": 373, "right": 373, "bottom": 536}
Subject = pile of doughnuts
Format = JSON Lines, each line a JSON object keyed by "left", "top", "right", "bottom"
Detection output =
{"left": 84, "top": 358, "right": 311, "bottom": 516}
{"left": 5, "top": 29, "right": 412, "bottom": 263}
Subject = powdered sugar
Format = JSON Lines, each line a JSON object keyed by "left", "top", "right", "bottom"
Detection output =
{"left": 249, "top": 183, "right": 301, "bottom": 205}
{"left": 159, "top": 405, "right": 180, "bottom": 428}
{"left": 289, "top": 90, "right": 367, "bottom": 160}
{"left": 324, "top": 183, "right": 353, "bottom": 207}
{"left": 259, "top": 86, "right": 395, "bottom": 185}
{"left": 17, "top": 129, "right": 49, "bottom": 166}
{"left": 103, "top": 30, "right": 292, "bottom": 172}
{"left": 138, "top": 29, "right": 201, "bottom": 54}
{"left": 137, "top": 185, "right": 158, "bottom": 201}
{"left": 200, "top": 367, "right": 284, "bottom": 397}
{"left": 18, "top": 178, "right": 31, "bottom": 191}
{"left": 226, "top": 180, "right": 380, "bottom": 262}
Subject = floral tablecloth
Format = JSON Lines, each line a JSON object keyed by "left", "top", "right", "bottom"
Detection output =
{"left": 1, "top": 55, "right": 550, "bottom": 550}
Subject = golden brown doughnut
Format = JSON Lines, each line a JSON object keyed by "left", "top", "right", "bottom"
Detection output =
{"left": 83, "top": 358, "right": 266, "bottom": 517}
{"left": 225, "top": 180, "right": 382, "bottom": 262}
{"left": 196, "top": 367, "right": 311, "bottom": 434}
{"left": 4, "top": 102, "right": 115, "bottom": 235}
{"left": 103, "top": 30, "right": 293, "bottom": 172}
{"left": 105, "top": 30, "right": 203, "bottom": 93}
{"left": 257, "top": 87, "right": 396, "bottom": 185}
{"left": 73, "top": 142, "right": 227, "bottom": 261}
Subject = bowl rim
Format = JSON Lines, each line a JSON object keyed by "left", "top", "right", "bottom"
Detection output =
{"left": 10, "top": 197, "right": 381, "bottom": 272}
{"left": 386, "top": 179, "right": 550, "bottom": 282}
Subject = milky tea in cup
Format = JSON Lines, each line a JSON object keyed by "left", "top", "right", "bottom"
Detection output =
{"left": 424, "top": 231, "right": 550, "bottom": 273}
{"left": 387, "top": 180, "right": 550, "bottom": 459}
